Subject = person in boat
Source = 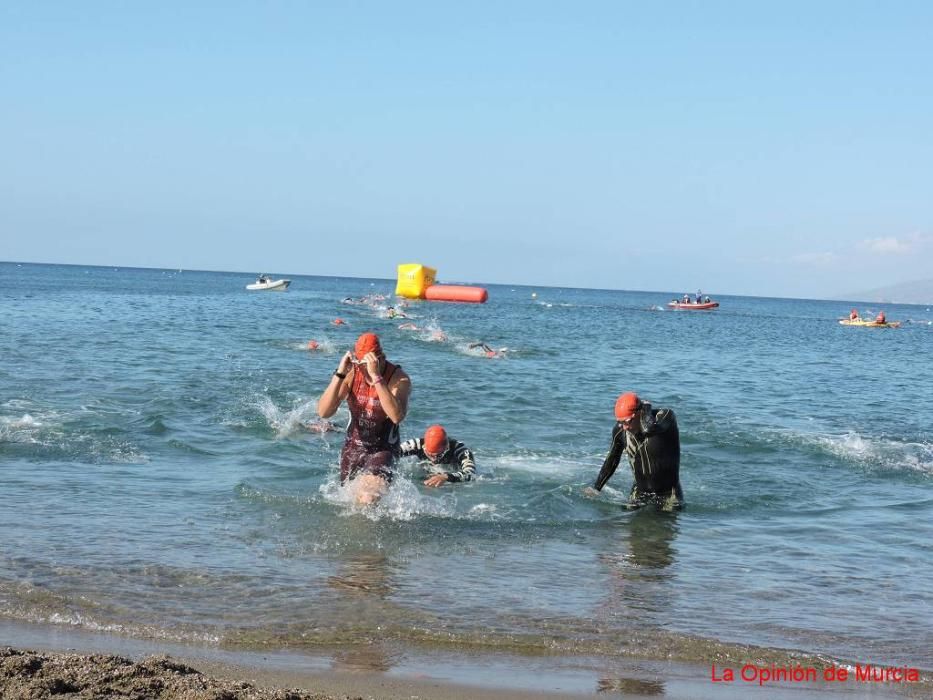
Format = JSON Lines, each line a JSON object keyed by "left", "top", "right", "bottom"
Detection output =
{"left": 682, "top": 294, "right": 690, "bottom": 304}
{"left": 875, "top": 310, "right": 886, "bottom": 324}
{"left": 317, "top": 333, "right": 411, "bottom": 505}
{"left": 704, "top": 296, "right": 711, "bottom": 304}
{"left": 591, "top": 392, "right": 683, "bottom": 510}
{"left": 399, "top": 425, "right": 476, "bottom": 487}
{"left": 696, "top": 290, "right": 702, "bottom": 303}
{"left": 850, "top": 309, "right": 860, "bottom": 321}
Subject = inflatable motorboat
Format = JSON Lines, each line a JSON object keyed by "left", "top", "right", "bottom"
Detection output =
{"left": 246, "top": 275, "right": 290, "bottom": 291}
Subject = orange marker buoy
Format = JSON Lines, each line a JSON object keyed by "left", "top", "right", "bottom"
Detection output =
{"left": 424, "top": 285, "right": 488, "bottom": 303}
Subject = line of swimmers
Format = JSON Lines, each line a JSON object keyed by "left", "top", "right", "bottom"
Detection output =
{"left": 316, "top": 332, "right": 682, "bottom": 509}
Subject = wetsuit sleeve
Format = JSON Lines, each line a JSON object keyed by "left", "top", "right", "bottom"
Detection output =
{"left": 399, "top": 438, "right": 422, "bottom": 458}
{"left": 445, "top": 441, "right": 476, "bottom": 482}
{"left": 594, "top": 424, "right": 626, "bottom": 491}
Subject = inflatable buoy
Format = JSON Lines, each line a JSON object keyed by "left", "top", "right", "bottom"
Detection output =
{"left": 425, "top": 285, "right": 488, "bottom": 304}
{"left": 395, "top": 263, "right": 488, "bottom": 302}
{"left": 396, "top": 263, "right": 437, "bottom": 299}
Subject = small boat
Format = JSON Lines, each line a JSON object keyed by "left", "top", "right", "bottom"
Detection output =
{"left": 246, "top": 275, "right": 291, "bottom": 292}
{"left": 839, "top": 318, "right": 900, "bottom": 328}
{"left": 667, "top": 300, "right": 719, "bottom": 310}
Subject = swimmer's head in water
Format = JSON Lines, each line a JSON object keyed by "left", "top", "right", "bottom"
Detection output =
{"left": 615, "top": 392, "right": 640, "bottom": 422}
{"left": 354, "top": 332, "right": 383, "bottom": 360}
{"left": 423, "top": 424, "right": 448, "bottom": 461}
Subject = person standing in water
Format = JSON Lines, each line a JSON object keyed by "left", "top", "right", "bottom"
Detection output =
{"left": 317, "top": 332, "right": 411, "bottom": 504}
{"left": 591, "top": 392, "right": 683, "bottom": 510}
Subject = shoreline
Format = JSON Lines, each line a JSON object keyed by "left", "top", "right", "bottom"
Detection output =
{"left": 2, "top": 620, "right": 929, "bottom": 699}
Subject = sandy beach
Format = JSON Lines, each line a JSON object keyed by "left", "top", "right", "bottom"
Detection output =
{"left": 2, "top": 620, "right": 930, "bottom": 700}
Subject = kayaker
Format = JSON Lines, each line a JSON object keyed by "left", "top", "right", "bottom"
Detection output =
{"left": 317, "top": 332, "right": 411, "bottom": 505}
{"left": 399, "top": 425, "right": 476, "bottom": 487}
{"left": 850, "top": 309, "right": 860, "bottom": 321}
{"left": 875, "top": 311, "right": 886, "bottom": 324}
{"left": 590, "top": 392, "right": 684, "bottom": 510}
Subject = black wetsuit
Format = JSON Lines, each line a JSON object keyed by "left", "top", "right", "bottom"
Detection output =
{"left": 594, "top": 404, "right": 683, "bottom": 507}
{"left": 399, "top": 437, "right": 476, "bottom": 482}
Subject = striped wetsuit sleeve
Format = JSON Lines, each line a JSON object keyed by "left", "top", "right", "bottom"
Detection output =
{"left": 445, "top": 441, "right": 475, "bottom": 482}
{"left": 399, "top": 438, "right": 423, "bottom": 458}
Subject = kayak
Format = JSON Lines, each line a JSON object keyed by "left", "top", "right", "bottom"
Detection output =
{"left": 839, "top": 319, "right": 900, "bottom": 328}
{"left": 667, "top": 301, "right": 719, "bottom": 310}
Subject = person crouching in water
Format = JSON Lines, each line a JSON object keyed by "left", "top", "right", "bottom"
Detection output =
{"left": 317, "top": 332, "right": 411, "bottom": 505}
{"left": 400, "top": 425, "right": 476, "bottom": 487}
{"left": 592, "top": 392, "right": 683, "bottom": 510}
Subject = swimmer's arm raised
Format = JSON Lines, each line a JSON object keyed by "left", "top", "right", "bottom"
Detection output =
{"left": 317, "top": 353, "right": 352, "bottom": 418}
{"left": 375, "top": 371, "right": 410, "bottom": 424}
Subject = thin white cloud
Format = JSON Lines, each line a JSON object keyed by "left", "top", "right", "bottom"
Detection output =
{"left": 791, "top": 251, "right": 837, "bottom": 266}
{"left": 857, "top": 236, "right": 912, "bottom": 254}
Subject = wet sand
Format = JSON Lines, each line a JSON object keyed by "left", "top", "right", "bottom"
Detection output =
{"left": 1, "top": 620, "right": 929, "bottom": 699}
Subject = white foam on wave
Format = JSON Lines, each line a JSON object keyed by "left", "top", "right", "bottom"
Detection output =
{"left": 492, "top": 452, "right": 589, "bottom": 478}
{"left": 0, "top": 413, "right": 43, "bottom": 442}
{"left": 808, "top": 431, "right": 933, "bottom": 475}
{"left": 318, "top": 475, "right": 456, "bottom": 521}
{"left": 254, "top": 396, "right": 321, "bottom": 439}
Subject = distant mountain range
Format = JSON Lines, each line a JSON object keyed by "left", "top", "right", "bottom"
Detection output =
{"left": 837, "top": 278, "right": 933, "bottom": 306}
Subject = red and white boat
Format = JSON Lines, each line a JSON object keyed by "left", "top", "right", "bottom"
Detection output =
{"left": 667, "top": 300, "right": 719, "bottom": 310}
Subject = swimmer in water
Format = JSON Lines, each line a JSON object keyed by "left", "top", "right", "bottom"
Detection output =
{"left": 468, "top": 342, "right": 501, "bottom": 358}
{"left": 399, "top": 425, "right": 476, "bottom": 487}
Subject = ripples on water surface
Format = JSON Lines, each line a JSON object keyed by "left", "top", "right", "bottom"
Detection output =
{"left": 1, "top": 262, "right": 931, "bottom": 674}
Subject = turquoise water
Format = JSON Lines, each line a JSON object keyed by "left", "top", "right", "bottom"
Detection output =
{"left": 1, "top": 261, "right": 931, "bottom": 673}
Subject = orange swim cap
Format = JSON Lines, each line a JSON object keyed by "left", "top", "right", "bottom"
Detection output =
{"left": 332, "top": 318, "right": 345, "bottom": 325}
{"left": 614, "top": 392, "right": 640, "bottom": 421}
{"left": 354, "top": 332, "right": 382, "bottom": 360}
{"left": 307, "top": 340, "right": 319, "bottom": 350}
{"left": 423, "top": 424, "right": 448, "bottom": 456}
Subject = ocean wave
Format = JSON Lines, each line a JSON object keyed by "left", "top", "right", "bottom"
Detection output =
{"left": 0, "top": 410, "right": 148, "bottom": 464}
{"left": 805, "top": 431, "right": 933, "bottom": 475}
{"left": 0, "top": 414, "right": 44, "bottom": 443}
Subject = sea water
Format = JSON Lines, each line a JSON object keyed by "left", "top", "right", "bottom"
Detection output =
{"left": 1, "top": 262, "right": 931, "bottom": 675}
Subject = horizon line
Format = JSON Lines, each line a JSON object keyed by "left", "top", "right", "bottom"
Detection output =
{"left": 2, "top": 258, "right": 928, "bottom": 307}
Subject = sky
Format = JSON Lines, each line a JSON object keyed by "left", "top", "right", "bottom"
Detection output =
{"left": 1, "top": 1, "right": 931, "bottom": 298}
